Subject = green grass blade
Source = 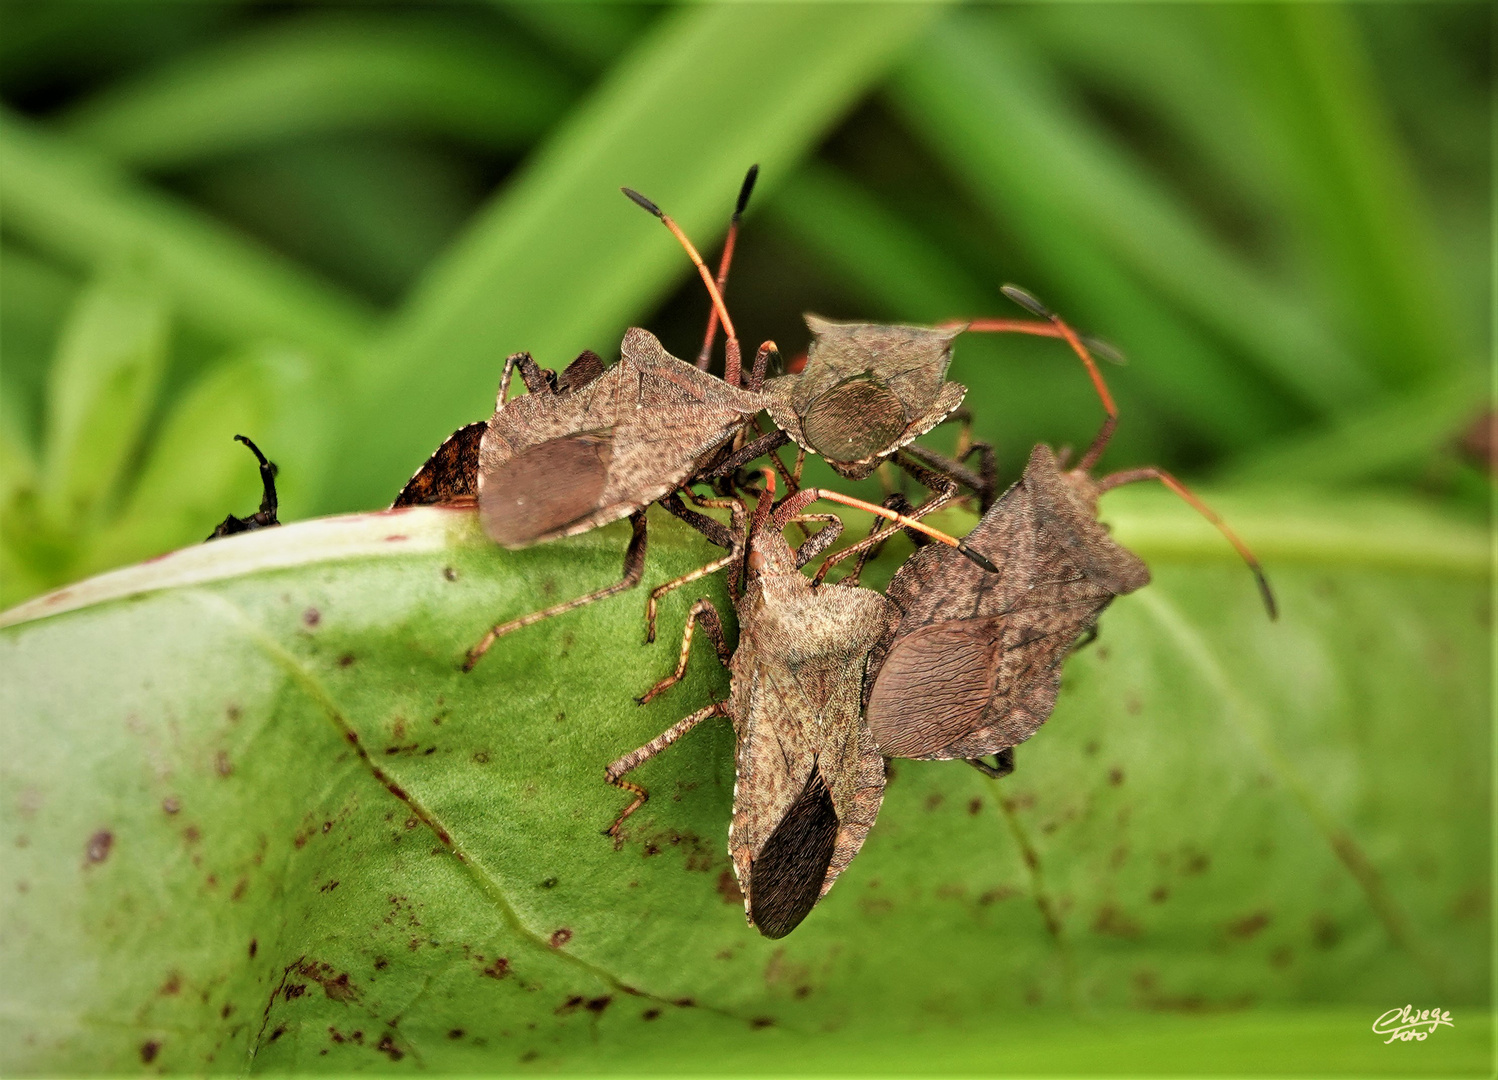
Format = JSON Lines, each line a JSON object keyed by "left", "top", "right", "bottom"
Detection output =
{"left": 1205, "top": 7, "right": 1464, "bottom": 389}
{"left": 58, "top": 12, "right": 574, "bottom": 170}
{"left": 765, "top": 161, "right": 1291, "bottom": 457}
{"left": 1221, "top": 366, "right": 1489, "bottom": 486}
{"left": 334, "top": 1, "right": 947, "bottom": 512}
{"left": 495, "top": 1, "right": 656, "bottom": 67}
{"left": 0, "top": 109, "right": 375, "bottom": 360}
{"left": 41, "top": 275, "right": 169, "bottom": 527}
{"left": 892, "top": 13, "right": 1377, "bottom": 418}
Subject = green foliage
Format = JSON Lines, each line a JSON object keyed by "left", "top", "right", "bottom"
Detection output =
{"left": 0, "top": 2, "right": 1490, "bottom": 1071}
{"left": 0, "top": 501, "right": 1488, "bottom": 1073}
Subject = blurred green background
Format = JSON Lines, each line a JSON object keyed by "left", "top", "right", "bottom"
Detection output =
{"left": 0, "top": 1, "right": 1489, "bottom": 609}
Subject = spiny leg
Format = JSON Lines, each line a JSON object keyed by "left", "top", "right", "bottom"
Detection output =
{"left": 811, "top": 455, "right": 959, "bottom": 585}
{"left": 644, "top": 549, "right": 739, "bottom": 644}
{"left": 840, "top": 493, "right": 914, "bottom": 588}
{"left": 497, "top": 351, "right": 552, "bottom": 410}
{"left": 605, "top": 701, "right": 726, "bottom": 839}
{"left": 639, "top": 597, "right": 732, "bottom": 704}
{"left": 463, "top": 510, "right": 649, "bottom": 670}
{"left": 966, "top": 747, "right": 1015, "bottom": 779}
{"left": 1095, "top": 466, "right": 1277, "bottom": 619}
{"left": 207, "top": 435, "right": 280, "bottom": 539}
{"left": 787, "top": 513, "right": 842, "bottom": 569}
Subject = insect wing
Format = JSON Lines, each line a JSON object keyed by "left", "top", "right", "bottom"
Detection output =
{"left": 747, "top": 767, "right": 840, "bottom": 939}
{"left": 391, "top": 421, "right": 486, "bottom": 508}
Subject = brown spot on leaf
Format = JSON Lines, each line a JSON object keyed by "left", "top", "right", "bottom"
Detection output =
{"left": 717, "top": 870, "right": 744, "bottom": 905}
{"left": 586, "top": 996, "right": 613, "bottom": 1015}
{"left": 221, "top": 1003, "right": 234, "bottom": 1019}
{"left": 1108, "top": 767, "right": 1124, "bottom": 786}
{"left": 549, "top": 928, "right": 572, "bottom": 948}
{"left": 1311, "top": 914, "right": 1340, "bottom": 949}
{"left": 555, "top": 996, "right": 584, "bottom": 1016}
{"left": 443, "top": 566, "right": 458, "bottom": 581}
{"left": 162, "top": 797, "right": 181, "bottom": 814}
{"left": 285, "top": 984, "right": 306, "bottom": 1001}
{"left": 967, "top": 797, "right": 983, "bottom": 816}
{"left": 924, "top": 792, "right": 944, "bottom": 811}
{"left": 482, "top": 957, "right": 510, "bottom": 979}
{"left": 1269, "top": 946, "right": 1293, "bottom": 968}
{"left": 232, "top": 877, "right": 248, "bottom": 900}
{"left": 140, "top": 1041, "right": 160, "bottom": 1064}
{"left": 159, "top": 972, "right": 182, "bottom": 996}
{"left": 85, "top": 830, "right": 113, "bottom": 865}
{"left": 248, "top": 939, "right": 258, "bottom": 958}
{"left": 303, "top": 608, "right": 321, "bottom": 627}
{"left": 183, "top": 825, "right": 201, "bottom": 845}
{"left": 376, "top": 1034, "right": 403, "bottom": 1061}
{"left": 978, "top": 886, "right": 1016, "bottom": 905}
{"left": 338, "top": 654, "right": 355, "bottom": 668}
{"left": 750, "top": 1017, "right": 775, "bottom": 1029}
{"left": 447, "top": 1029, "right": 464, "bottom": 1039}
{"left": 1227, "top": 911, "right": 1271, "bottom": 940}
{"left": 215, "top": 751, "right": 233, "bottom": 777}
{"left": 674, "top": 998, "right": 696, "bottom": 1008}
{"left": 1092, "top": 904, "right": 1141, "bottom": 938}
{"left": 269, "top": 1026, "right": 286, "bottom": 1042}
{"left": 642, "top": 1009, "right": 660, "bottom": 1021}
{"left": 1150, "top": 886, "right": 1169, "bottom": 904}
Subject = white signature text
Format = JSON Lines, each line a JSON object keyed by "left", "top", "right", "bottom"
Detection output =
{"left": 1372, "top": 1005, "right": 1453, "bottom": 1043}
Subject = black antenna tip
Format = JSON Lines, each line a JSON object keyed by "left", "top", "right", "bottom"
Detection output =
{"left": 734, "top": 165, "right": 760, "bottom": 218}
{"left": 1001, "top": 283, "right": 1053, "bottom": 320}
{"left": 1255, "top": 571, "right": 1279, "bottom": 621}
{"left": 233, "top": 434, "right": 270, "bottom": 468}
{"left": 959, "top": 541, "right": 999, "bottom": 575}
{"left": 621, "top": 187, "right": 662, "bottom": 218}
{"left": 1082, "top": 335, "right": 1128, "bottom": 366}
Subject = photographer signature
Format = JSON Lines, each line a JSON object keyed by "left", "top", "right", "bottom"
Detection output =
{"left": 1372, "top": 1005, "right": 1453, "bottom": 1043}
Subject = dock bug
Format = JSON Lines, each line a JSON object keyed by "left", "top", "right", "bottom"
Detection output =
{"left": 604, "top": 472, "right": 989, "bottom": 938}
{"left": 388, "top": 168, "right": 790, "bottom": 667}
{"left": 206, "top": 435, "right": 280, "bottom": 540}
{"left": 863, "top": 285, "right": 1276, "bottom": 775}
{"left": 759, "top": 289, "right": 1128, "bottom": 542}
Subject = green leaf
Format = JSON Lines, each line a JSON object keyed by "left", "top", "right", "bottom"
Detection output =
{"left": 0, "top": 495, "right": 1486, "bottom": 1074}
{"left": 0, "top": 108, "right": 374, "bottom": 360}
{"left": 83, "top": 343, "right": 332, "bottom": 579}
{"left": 58, "top": 12, "right": 574, "bottom": 169}
{"left": 891, "top": 13, "right": 1378, "bottom": 418}
{"left": 41, "top": 274, "right": 169, "bottom": 526}
{"left": 333, "top": 1, "right": 948, "bottom": 512}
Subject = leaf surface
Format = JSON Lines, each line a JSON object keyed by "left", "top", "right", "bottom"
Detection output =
{"left": 0, "top": 494, "right": 1487, "bottom": 1074}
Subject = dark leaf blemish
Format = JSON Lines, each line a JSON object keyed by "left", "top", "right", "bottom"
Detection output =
{"left": 84, "top": 830, "right": 113, "bottom": 864}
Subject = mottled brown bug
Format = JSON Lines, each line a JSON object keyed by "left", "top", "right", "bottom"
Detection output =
{"left": 206, "top": 435, "right": 280, "bottom": 540}
{"left": 391, "top": 170, "right": 788, "bottom": 668}
{"left": 862, "top": 287, "right": 1275, "bottom": 774}
{"left": 604, "top": 473, "right": 985, "bottom": 938}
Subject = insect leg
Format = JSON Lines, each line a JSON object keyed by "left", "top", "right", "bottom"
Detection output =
{"left": 701, "top": 428, "right": 792, "bottom": 480}
{"left": 1096, "top": 466, "right": 1277, "bottom": 619}
{"left": 605, "top": 701, "right": 726, "bottom": 838}
{"left": 463, "top": 511, "right": 649, "bottom": 670}
{"left": 643, "top": 547, "right": 739, "bottom": 645}
{"left": 810, "top": 454, "right": 958, "bottom": 584}
{"left": 207, "top": 435, "right": 280, "bottom": 539}
{"left": 498, "top": 351, "right": 552, "bottom": 410}
{"left": 639, "top": 597, "right": 732, "bottom": 704}
{"left": 839, "top": 493, "right": 917, "bottom": 588}
{"left": 786, "top": 513, "right": 842, "bottom": 568}
{"left": 966, "top": 747, "right": 1015, "bottom": 779}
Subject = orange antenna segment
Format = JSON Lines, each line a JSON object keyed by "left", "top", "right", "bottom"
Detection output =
{"left": 805, "top": 489, "right": 999, "bottom": 574}
{"left": 1096, "top": 466, "right": 1278, "bottom": 620}
{"left": 622, "top": 187, "right": 737, "bottom": 346}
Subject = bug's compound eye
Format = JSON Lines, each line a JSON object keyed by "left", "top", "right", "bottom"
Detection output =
{"left": 747, "top": 549, "right": 767, "bottom": 571}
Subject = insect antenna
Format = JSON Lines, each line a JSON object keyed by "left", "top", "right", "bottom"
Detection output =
{"left": 234, "top": 434, "right": 279, "bottom": 521}
{"left": 623, "top": 185, "right": 744, "bottom": 388}
{"left": 1095, "top": 466, "right": 1278, "bottom": 620}
{"left": 697, "top": 165, "right": 759, "bottom": 371}
{"left": 762, "top": 473, "right": 997, "bottom": 574}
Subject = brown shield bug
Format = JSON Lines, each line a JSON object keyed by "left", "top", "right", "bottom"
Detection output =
{"left": 604, "top": 472, "right": 989, "bottom": 938}
{"left": 206, "top": 435, "right": 280, "bottom": 540}
{"left": 863, "top": 285, "right": 1276, "bottom": 775}
{"left": 387, "top": 169, "right": 791, "bottom": 668}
